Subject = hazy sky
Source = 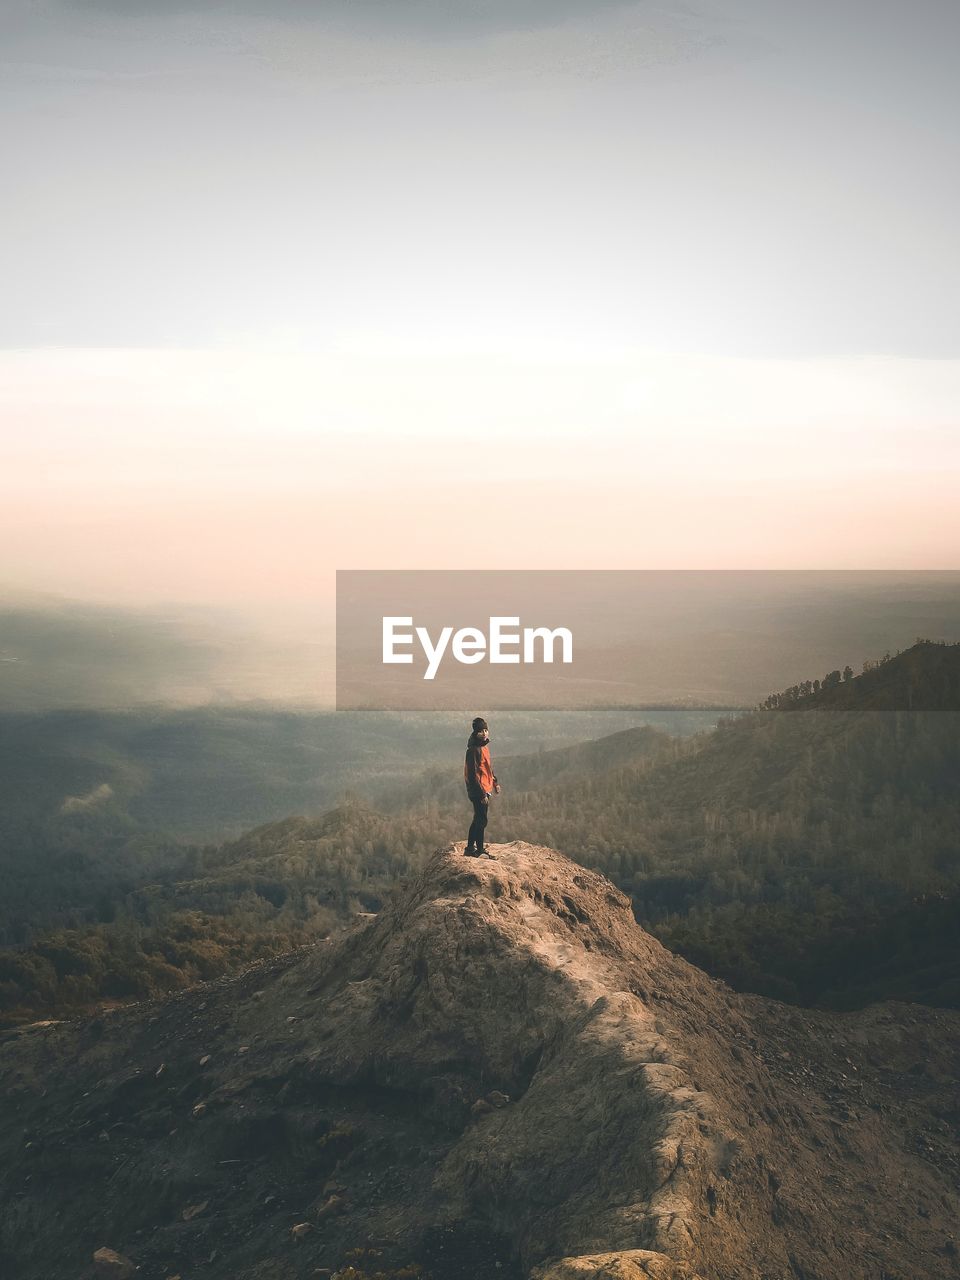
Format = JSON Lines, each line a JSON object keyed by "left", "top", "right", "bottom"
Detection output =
{"left": 2, "top": 0, "right": 959, "bottom": 610}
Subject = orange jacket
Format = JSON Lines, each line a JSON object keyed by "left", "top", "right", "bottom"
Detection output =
{"left": 464, "top": 732, "right": 497, "bottom": 797}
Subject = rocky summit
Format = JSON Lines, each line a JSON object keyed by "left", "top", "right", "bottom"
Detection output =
{"left": 1, "top": 842, "right": 959, "bottom": 1280}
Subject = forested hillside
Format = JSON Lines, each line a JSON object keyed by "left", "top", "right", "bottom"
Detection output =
{"left": 0, "top": 705, "right": 705, "bottom": 941}
{"left": 2, "top": 642, "right": 957, "bottom": 1025}
{"left": 0, "top": 804, "right": 450, "bottom": 1025}
{"left": 498, "top": 641, "right": 960, "bottom": 1004}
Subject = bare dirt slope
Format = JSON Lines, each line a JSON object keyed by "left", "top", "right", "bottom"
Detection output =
{"left": 2, "top": 842, "right": 958, "bottom": 1280}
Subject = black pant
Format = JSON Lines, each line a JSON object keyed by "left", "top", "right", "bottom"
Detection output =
{"left": 467, "top": 792, "right": 488, "bottom": 852}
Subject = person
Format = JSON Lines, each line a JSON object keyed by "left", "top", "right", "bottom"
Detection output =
{"left": 464, "top": 715, "right": 500, "bottom": 857}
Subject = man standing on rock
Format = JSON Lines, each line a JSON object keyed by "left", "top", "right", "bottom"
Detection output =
{"left": 464, "top": 716, "right": 500, "bottom": 858}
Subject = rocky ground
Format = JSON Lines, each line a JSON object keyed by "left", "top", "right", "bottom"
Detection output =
{"left": 1, "top": 842, "right": 958, "bottom": 1280}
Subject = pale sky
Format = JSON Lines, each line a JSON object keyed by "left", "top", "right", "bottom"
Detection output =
{"left": 2, "top": 0, "right": 959, "bottom": 612}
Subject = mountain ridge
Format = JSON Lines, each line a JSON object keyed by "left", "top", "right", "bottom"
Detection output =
{"left": 2, "top": 842, "right": 958, "bottom": 1280}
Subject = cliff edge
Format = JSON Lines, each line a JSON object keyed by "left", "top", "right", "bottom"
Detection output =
{"left": 2, "top": 842, "right": 958, "bottom": 1280}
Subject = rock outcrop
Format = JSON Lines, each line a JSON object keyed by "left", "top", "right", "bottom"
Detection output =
{"left": 2, "top": 842, "right": 959, "bottom": 1280}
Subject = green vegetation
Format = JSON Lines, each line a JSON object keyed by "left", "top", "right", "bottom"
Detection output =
{"left": 0, "top": 806, "right": 417, "bottom": 1023}
{"left": 498, "top": 641, "right": 960, "bottom": 1005}
{"left": 0, "top": 705, "right": 714, "bottom": 944}
{"left": 1, "top": 642, "right": 958, "bottom": 1025}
